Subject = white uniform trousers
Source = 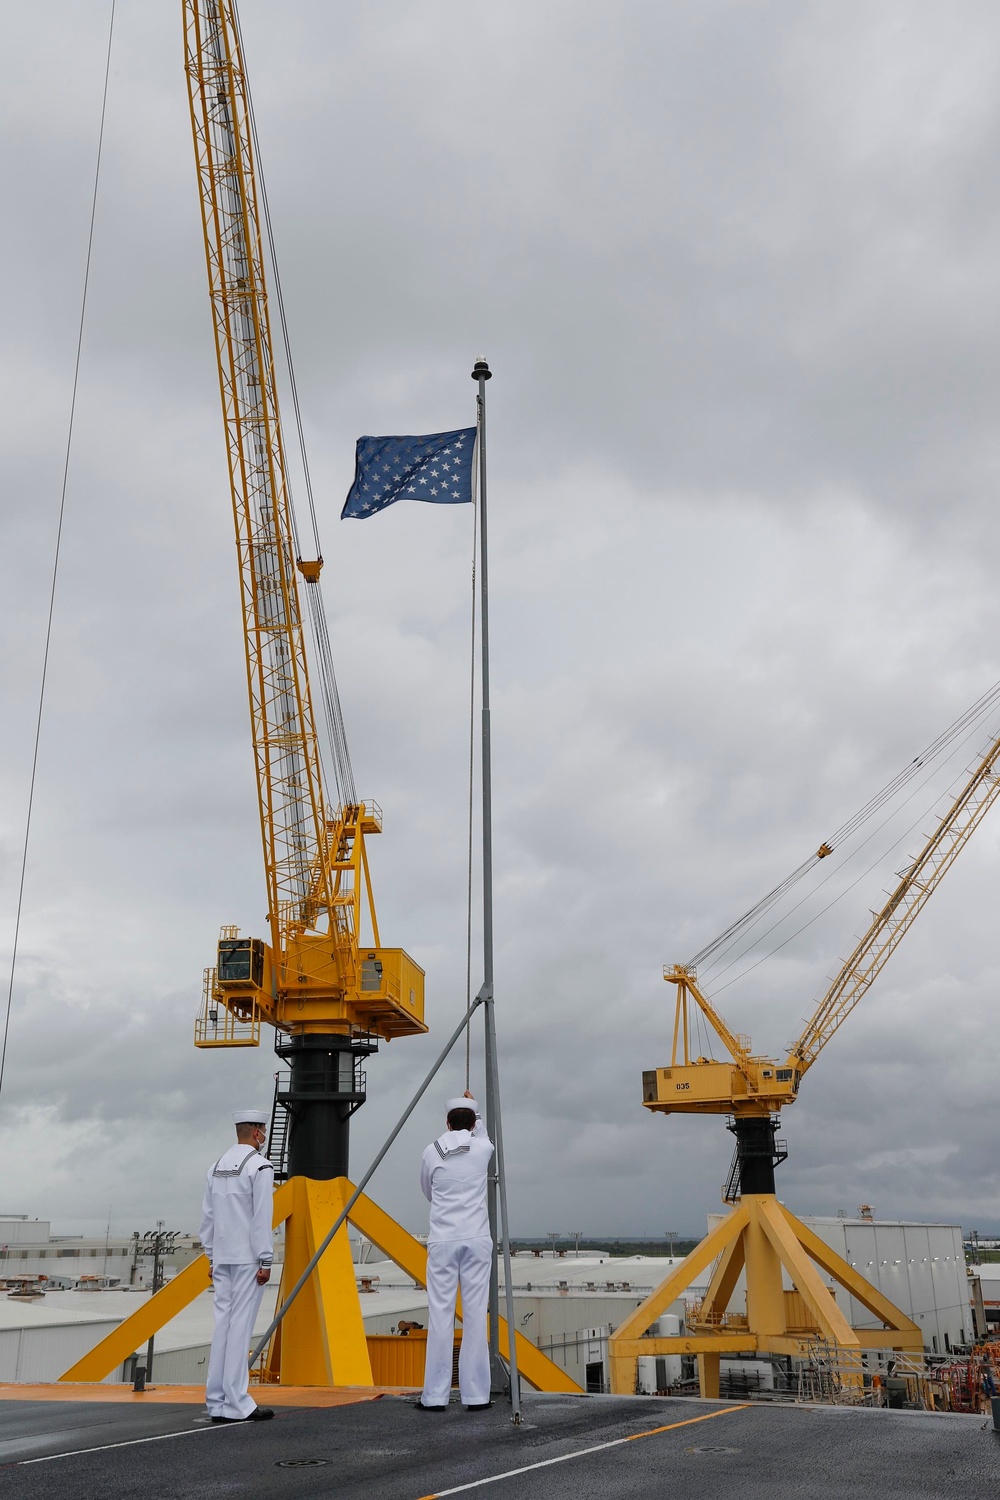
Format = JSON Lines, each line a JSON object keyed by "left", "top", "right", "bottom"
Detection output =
{"left": 422, "top": 1237, "right": 492, "bottom": 1408}
{"left": 206, "top": 1264, "right": 266, "bottom": 1420}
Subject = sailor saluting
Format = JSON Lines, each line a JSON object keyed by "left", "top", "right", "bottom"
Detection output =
{"left": 416, "top": 1091, "right": 495, "bottom": 1412}
{"left": 200, "top": 1108, "right": 275, "bottom": 1423}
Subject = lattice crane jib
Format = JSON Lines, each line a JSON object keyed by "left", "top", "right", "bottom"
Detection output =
{"left": 643, "top": 724, "right": 1000, "bottom": 1125}
{"left": 184, "top": 0, "right": 426, "bottom": 1052}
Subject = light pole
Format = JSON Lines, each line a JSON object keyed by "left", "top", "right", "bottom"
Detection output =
{"left": 570, "top": 1231, "right": 582, "bottom": 1258}
{"left": 665, "top": 1230, "right": 678, "bottom": 1259}
{"left": 132, "top": 1223, "right": 179, "bottom": 1387}
{"left": 548, "top": 1232, "right": 560, "bottom": 1258}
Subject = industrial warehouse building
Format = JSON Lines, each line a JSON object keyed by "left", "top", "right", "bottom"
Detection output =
{"left": 0, "top": 1215, "right": 203, "bottom": 1286}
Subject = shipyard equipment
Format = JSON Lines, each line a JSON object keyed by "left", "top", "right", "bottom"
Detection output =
{"left": 60, "top": 0, "right": 575, "bottom": 1395}
{"left": 610, "top": 723, "right": 1000, "bottom": 1396}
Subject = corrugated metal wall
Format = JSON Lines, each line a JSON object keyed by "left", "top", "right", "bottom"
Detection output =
{"left": 0, "top": 1320, "right": 121, "bottom": 1383}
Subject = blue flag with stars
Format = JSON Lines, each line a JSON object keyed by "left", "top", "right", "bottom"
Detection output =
{"left": 341, "top": 427, "right": 477, "bottom": 519}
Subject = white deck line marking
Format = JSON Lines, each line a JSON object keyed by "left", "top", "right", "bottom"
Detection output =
{"left": 15, "top": 1422, "right": 229, "bottom": 1466}
{"left": 417, "top": 1404, "right": 749, "bottom": 1498}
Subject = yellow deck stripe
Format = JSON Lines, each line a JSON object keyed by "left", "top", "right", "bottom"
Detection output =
{"left": 415, "top": 1403, "right": 749, "bottom": 1498}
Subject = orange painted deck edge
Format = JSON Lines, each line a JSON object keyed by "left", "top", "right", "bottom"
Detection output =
{"left": 0, "top": 1382, "right": 397, "bottom": 1407}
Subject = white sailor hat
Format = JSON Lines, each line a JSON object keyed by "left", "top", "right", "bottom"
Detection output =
{"left": 232, "top": 1107, "right": 268, "bottom": 1126}
{"left": 446, "top": 1096, "right": 478, "bottom": 1114}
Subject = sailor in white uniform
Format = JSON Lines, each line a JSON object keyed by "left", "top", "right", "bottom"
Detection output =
{"left": 200, "top": 1108, "right": 275, "bottom": 1423}
{"left": 417, "top": 1092, "right": 495, "bottom": 1412}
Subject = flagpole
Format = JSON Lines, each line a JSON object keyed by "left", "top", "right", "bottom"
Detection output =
{"left": 472, "top": 357, "right": 521, "bottom": 1423}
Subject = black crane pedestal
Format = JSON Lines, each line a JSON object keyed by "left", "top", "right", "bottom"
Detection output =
{"left": 273, "top": 1032, "right": 376, "bottom": 1181}
{"left": 724, "top": 1116, "right": 788, "bottom": 1200}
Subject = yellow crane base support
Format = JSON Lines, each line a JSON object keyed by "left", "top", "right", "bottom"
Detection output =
{"left": 59, "top": 1177, "right": 580, "bottom": 1394}
{"left": 607, "top": 1194, "right": 923, "bottom": 1398}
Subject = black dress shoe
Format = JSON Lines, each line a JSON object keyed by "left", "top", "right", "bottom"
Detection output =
{"left": 414, "top": 1400, "right": 448, "bottom": 1411}
{"left": 464, "top": 1402, "right": 493, "bottom": 1411}
{"left": 246, "top": 1407, "right": 275, "bottom": 1421}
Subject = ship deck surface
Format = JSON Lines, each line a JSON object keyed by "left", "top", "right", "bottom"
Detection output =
{"left": 0, "top": 1387, "right": 993, "bottom": 1498}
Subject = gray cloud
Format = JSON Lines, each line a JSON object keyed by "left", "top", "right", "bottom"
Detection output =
{"left": 2, "top": 0, "right": 1000, "bottom": 1247}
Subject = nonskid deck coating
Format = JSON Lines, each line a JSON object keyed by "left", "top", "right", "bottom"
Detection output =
{"left": 0, "top": 1389, "right": 994, "bottom": 1499}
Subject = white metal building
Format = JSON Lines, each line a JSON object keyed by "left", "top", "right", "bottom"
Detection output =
{"left": 0, "top": 1215, "right": 203, "bottom": 1287}
{"left": 0, "top": 1298, "right": 122, "bottom": 1384}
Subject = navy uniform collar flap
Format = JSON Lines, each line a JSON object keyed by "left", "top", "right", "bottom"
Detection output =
{"left": 433, "top": 1131, "right": 471, "bottom": 1159}
{"left": 212, "top": 1146, "right": 259, "bottom": 1178}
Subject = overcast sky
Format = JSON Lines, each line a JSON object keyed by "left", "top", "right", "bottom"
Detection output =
{"left": 3, "top": 0, "right": 1000, "bottom": 1249}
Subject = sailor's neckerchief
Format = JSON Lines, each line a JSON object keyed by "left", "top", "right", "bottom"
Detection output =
{"left": 433, "top": 1128, "right": 472, "bottom": 1160}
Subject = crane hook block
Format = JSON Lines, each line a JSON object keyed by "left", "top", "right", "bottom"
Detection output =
{"left": 296, "top": 557, "right": 323, "bottom": 582}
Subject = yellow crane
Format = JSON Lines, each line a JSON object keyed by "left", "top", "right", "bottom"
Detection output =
{"left": 59, "top": 0, "right": 576, "bottom": 1395}
{"left": 185, "top": 0, "right": 425, "bottom": 1066}
{"left": 610, "top": 721, "right": 1000, "bottom": 1396}
{"left": 183, "top": 0, "right": 430, "bottom": 1384}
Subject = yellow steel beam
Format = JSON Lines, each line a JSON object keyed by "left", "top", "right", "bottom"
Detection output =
{"left": 60, "top": 1256, "right": 211, "bottom": 1383}
{"left": 777, "top": 1205, "right": 922, "bottom": 1343}
{"left": 699, "top": 1351, "right": 721, "bottom": 1398}
{"left": 754, "top": 1196, "right": 859, "bottom": 1347}
{"left": 611, "top": 1204, "right": 750, "bottom": 1348}
{"left": 344, "top": 1185, "right": 429, "bottom": 1286}
{"left": 60, "top": 1181, "right": 294, "bottom": 1384}
{"left": 742, "top": 1199, "right": 787, "bottom": 1337}
{"left": 608, "top": 1204, "right": 750, "bottom": 1395}
{"left": 700, "top": 1231, "right": 745, "bottom": 1320}
{"left": 611, "top": 1334, "right": 758, "bottom": 1358}
{"left": 310, "top": 1178, "right": 372, "bottom": 1387}
{"left": 275, "top": 1177, "right": 373, "bottom": 1387}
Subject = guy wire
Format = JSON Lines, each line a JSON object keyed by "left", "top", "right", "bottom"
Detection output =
{"left": 711, "top": 721, "right": 1000, "bottom": 1001}
{"left": 704, "top": 706, "right": 1000, "bottom": 993}
{"left": 0, "top": 0, "right": 116, "bottom": 1103}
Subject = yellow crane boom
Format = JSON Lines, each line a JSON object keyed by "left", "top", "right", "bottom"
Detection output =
{"left": 186, "top": 0, "right": 329, "bottom": 950}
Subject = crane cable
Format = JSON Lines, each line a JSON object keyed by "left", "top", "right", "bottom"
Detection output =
{"left": 230, "top": 1, "right": 356, "bottom": 809}
{"left": 0, "top": 0, "right": 117, "bottom": 1103}
{"left": 706, "top": 709, "right": 1000, "bottom": 1001}
{"left": 688, "top": 675, "right": 1000, "bottom": 973}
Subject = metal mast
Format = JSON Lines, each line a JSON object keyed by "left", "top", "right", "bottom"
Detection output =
{"left": 472, "top": 359, "right": 521, "bottom": 1419}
